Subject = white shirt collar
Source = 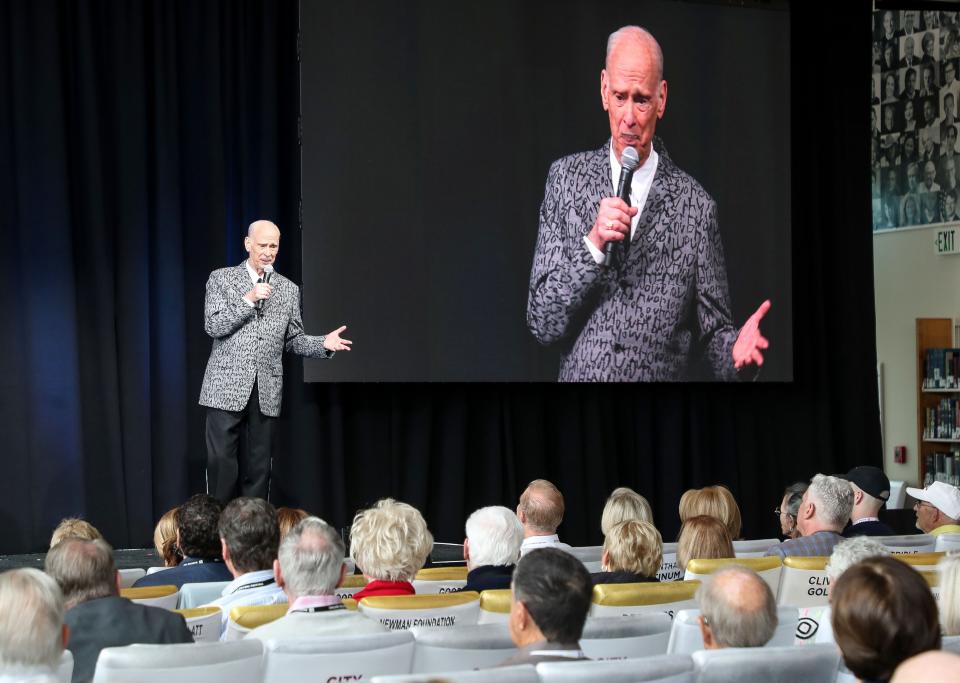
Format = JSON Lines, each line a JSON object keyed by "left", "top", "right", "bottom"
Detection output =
{"left": 609, "top": 141, "right": 658, "bottom": 197}
{"left": 245, "top": 259, "right": 262, "bottom": 284}
{"left": 223, "top": 568, "right": 276, "bottom": 596}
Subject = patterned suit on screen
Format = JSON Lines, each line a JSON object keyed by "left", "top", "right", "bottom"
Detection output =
{"left": 527, "top": 139, "right": 739, "bottom": 382}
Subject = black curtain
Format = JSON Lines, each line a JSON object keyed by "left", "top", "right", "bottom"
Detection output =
{"left": 0, "top": 0, "right": 878, "bottom": 555}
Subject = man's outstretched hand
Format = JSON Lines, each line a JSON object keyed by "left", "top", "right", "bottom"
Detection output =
{"left": 732, "top": 300, "right": 771, "bottom": 370}
{"left": 323, "top": 325, "right": 353, "bottom": 352}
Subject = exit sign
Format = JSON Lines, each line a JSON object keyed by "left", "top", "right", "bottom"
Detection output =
{"left": 936, "top": 228, "right": 959, "bottom": 255}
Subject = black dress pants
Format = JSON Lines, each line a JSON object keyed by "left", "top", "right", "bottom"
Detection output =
{"left": 205, "top": 380, "right": 275, "bottom": 501}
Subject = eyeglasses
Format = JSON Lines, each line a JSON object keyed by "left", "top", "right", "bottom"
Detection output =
{"left": 774, "top": 508, "right": 796, "bottom": 518}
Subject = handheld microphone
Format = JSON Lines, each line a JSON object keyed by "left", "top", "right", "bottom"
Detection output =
{"left": 257, "top": 264, "right": 274, "bottom": 311}
{"left": 604, "top": 146, "right": 640, "bottom": 267}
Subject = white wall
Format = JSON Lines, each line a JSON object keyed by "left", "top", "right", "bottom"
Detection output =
{"left": 874, "top": 225, "right": 960, "bottom": 486}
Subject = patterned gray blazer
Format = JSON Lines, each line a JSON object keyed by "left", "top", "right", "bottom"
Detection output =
{"left": 199, "top": 262, "right": 332, "bottom": 417}
{"left": 527, "top": 140, "right": 738, "bottom": 382}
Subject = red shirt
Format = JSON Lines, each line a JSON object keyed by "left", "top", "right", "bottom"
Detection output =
{"left": 353, "top": 579, "right": 415, "bottom": 601}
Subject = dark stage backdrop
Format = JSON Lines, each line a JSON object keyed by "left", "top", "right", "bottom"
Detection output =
{"left": 0, "top": 0, "right": 879, "bottom": 556}
{"left": 300, "top": 0, "right": 793, "bottom": 382}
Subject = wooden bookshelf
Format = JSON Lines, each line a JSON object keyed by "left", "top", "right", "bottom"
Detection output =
{"left": 917, "top": 318, "right": 957, "bottom": 485}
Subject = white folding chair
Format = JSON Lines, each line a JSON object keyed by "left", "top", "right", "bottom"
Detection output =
{"left": 580, "top": 613, "right": 672, "bottom": 659}
{"left": 56, "top": 649, "right": 73, "bottom": 683}
{"left": 888, "top": 480, "right": 906, "bottom": 509}
{"left": 144, "top": 566, "right": 168, "bottom": 575}
{"left": 262, "top": 631, "right": 415, "bottom": 683}
{"left": 536, "top": 655, "right": 695, "bottom": 683}
{"left": 412, "top": 567, "right": 468, "bottom": 595}
{"left": 733, "top": 538, "right": 781, "bottom": 557}
{"left": 119, "top": 585, "right": 178, "bottom": 610}
{"left": 371, "top": 665, "right": 538, "bottom": 683}
{"left": 798, "top": 605, "right": 833, "bottom": 645}
{"left": 359, "top": 592, "right": 481, "bottom": 630}
{"left": 224, "top": 604, "right": 288, "bottom": 641}
{"left": 657, "top": 542, "right": 682, "bottom": 582}
{"left": 590, "top": 580, "right": 701, "bottom": 619}
{"left": 478, "top": 589, "right": 510, "bottom": 624}
{"left": 872, "top": 534, "right": 936, "bottom": 554}
{"left": 691, "top": 643, "right": 841, "bottom": 683}
{"left": 776, "top": 556, "right": 830, "bottom": 607}
{"left": 936, "top": 533, "right": 960, "bottom": 552}
{"left": 943, "top": 634, "right": 960, "bottom": 654}
{"left": 174, "top": 606, "right": 223, "bottom": 643}
{"left": 684, "top": 557, "right": 783, "bottom": 597}
{"left": 334, "top": 574, "right": 369, "bottom": 600}
{"left": 666, "top": 606, "right": 797, "bottom": 654}
{"left": 411, "top": 622, "right": 515, "bottom": 672}
{"left": 178, "top": 580, "right": 229, "bottom": 608}
{"left": 117, "top": 568, "right": 146, "bottom": 588}
{"left": 568, "top": 545, "right": 603, "bottom": 563}
{"left": 91, "top": 640, "right": 262, "bottom": 683}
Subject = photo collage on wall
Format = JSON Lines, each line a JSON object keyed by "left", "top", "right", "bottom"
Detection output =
{"left": 873, "top": 9, "right": 960, "bottom": 231}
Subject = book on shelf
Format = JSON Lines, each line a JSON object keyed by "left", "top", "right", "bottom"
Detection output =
{"left": 924, "top": 348, "right": 960, "bottom": 389}
{"left": 922, "top": 397, "right": 960, "bottom": 439}
{"left": 924, "top": 450, "right": 960, "bottom": 487}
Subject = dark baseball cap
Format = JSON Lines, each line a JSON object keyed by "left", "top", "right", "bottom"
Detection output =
{"left": 842, "top": 466, "right": 891, "bottom": 502}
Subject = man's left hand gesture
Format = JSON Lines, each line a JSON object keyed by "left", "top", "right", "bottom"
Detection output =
{"left": 732, "top": 300, "right": 771, "bottom": 370}
{"left": 323, "top": 325, "right": 353, "bottom": 352}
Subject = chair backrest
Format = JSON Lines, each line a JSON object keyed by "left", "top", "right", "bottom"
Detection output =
{"left": 117, "top": 568, "right": 146, "bottom": 588}
{"left": 144, "top": 566, "right": 168, "bottom": 575}
{"left": 666, "top": 606, "right": 797, "bottom": 654}
{"left": 174, "top": 606, "right": 223, "bottom": 643}
{"left": 119, "top": 584, "right": 178, "bottom": 610}
{"left": 56, "top": 649, "right": 73, "bottom": 683}
{"left": 371, "top": 665, "right": 538, "bottom": 683}
{"left": 888, "top": 480, "right": 906, "bottom": 509}
{"left": 410, "top": 622, "right": 516, "bottom": 672}
{"left": 568, "top": 545, "right": 603, "bottom": 563}
{"left": 262, "top": 631, "right": 415, "bottom": 683}
{"left": 657, "top": 542, "right": 682, "bottom": 582}
{"left": 691, "top": 643, "right": 841, "bottom": 683}
{"left": 799, "top": 605, "right": 833, "bottom": 645}
{"left": 590, "top": 580, "right": 701, "bottom": 619}
{"left": 334, "top": 574, "right": 369, "bottom": 600}
{"left": 478, "top": 588, "right": 511, "bottom": 624}
{"left": 935, "top": 533, "right": 960, "bottom": 552}
{"left": 872, "top": 534, "right": 936, "bottom": 553}
{"left": 91, "top": 640, "right": 263, "bottom": 683}
{"left": 412, "top": 566, "right": 468, "bottom": 595}
{"left": 177, "top": 580, "right": 229, "bottom": 608}
{"left": 359, "top": 592, "right": 481, "bottom": 630}
{"left": 536, "top": 655, "right": 695, "bottom": 683}
{"left": 943, "top": 634, "right": 960, "bottom": 654}
{"left": 733, "top": 538, "right": 781, "bottom": 557}
{"left": 920, "top": 569, "right": 941, "bottom": 599}
{"left": 223, "top": 604, "right": 288, "bottom": 641}
{"left": 776, "top": 556, "right": 830, "bottom": 607}
{"left": 580, "top": 613, "right": 672, "bottom": 659}
{"left": 684, "top": 557, "right": 783, "bottom": 596}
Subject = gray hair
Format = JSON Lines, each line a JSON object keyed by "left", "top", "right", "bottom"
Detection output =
{"left": 783, "top": 482, "right": 808, "bottom": 517}
{"left": 606, "top": 26, "right": 664, "bottom": 82}
{"left": 807, "top": 474, "right": 855, "bottom": 529}
{"left": 697, "top": 566, "right": 777, "bottom": 648}
{"left": 465, "top": 506, "right": 523, "bottom": 569}
{"left": 44, "top": 538, "right": 117, "bottom": 608}
{"left": 826, "top": 537, "right": 889, "bottom": 583}
{"left": 278, "top": 517, "right": 346, "bottom": 599}
{"left": 0, "top": 568, "right": 65, "bottom": 669}
{"left": 940, "top": 554, "right": 960, "bottom": 636}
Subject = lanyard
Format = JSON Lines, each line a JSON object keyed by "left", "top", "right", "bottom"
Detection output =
{"left": 289, "top": 603, "right": 347, "bottom": 614}
{"left": 230, "top": 577, "right": 276, "bottom": 593}
{"left": 528, "top": 649, "right": 584, "bottom": 659}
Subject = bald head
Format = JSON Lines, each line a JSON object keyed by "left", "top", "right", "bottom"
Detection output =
{"left": 518, "top": 479, "right": 565, "bottom": 535}
{"left": 606, "top": 26, "right": 663, "bottom": 82}
{"left": 697, "top": 566, "right": 777, "bottom": 648}
{"left": 248, "top": 219, "right": 280, "bottom": 238}
{"left": 892, "top": 651, "right": 960, "bottom": 682}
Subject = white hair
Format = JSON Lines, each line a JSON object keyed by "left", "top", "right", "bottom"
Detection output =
{"left": 350, "top": 498, "right": 433, "bottom": 582}
{"left": 606, "top": 25, "right": 664, "bottom": 81}
{"left": 465, "top": 506, "right": 523, "bottom": 569}
{"left": 826, "top": 536, "right": 889, "bottom": 582}
{"left": 0, "top": 568, "right": 65, "bottom": 669}
{"left": 278, "top": 517, "right": 345, "bottom": 599}
{"left": 808, "top": 474, "right": 855, "bottom": 529}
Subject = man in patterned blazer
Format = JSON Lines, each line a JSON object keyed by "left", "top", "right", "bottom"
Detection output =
{"left": 199, "top": 220, "right": 350, "bottom": 501}
{"left": 527, "top": 26, "right": 770, "bottom": 382}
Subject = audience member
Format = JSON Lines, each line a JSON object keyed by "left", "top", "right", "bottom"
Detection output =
{"left": 777, "top": 481, "right": 807, "bottom": 540}
{"left": 906, "top": 481, "right": 960, "bottom": 536}
{"left": 461, "top": 505, "right": 524, "bottom": 593}
{"left": 517, "top": 479, "right": 572, "bottom": 556}
{"left": 497, "top": 548, "right": 591, "bottom": 666}
{"left": 676, "top": 515, "right": 734, "bottom": 572}
{"left": 245, "top": 517, "right": 385, "bottom": 640}
{"left": 939, "top": 553, "right": 960, "bottom": 636}
{"left": 351, "top": 498, "right": 433, "bottom": 600}
{"left": 153, "top": 506, "right": 180, "bottom": 567}
{"left": 679, "top": 485, "right": 742, "bottom": 540}
{"left": 0, "top": 568, "right": 68, "bottom": 683}
{"left": 696, "top": 565, "right": 777, "bottom": 649}
{"left": 133, "top": 494, "right": 231, "bottom": 588}
{"left": 841, "top": 466, "right": 895, "bottom": 536}
{"left": 892, "top": 651, "right": 960, "bottom": 682}
{"left": 766, "top": 474, "right": 852, "bottom": 559}
{"left": 277, "top": 507, "right": 309, "bottom": 540}
{"left": 592, "top": 520, "right": 662, "bottom": 585}
{"left": 831, "top": 556, "right": 940, "bottom": 682}
{"left": 812, "top": 536, "right": 890, "bottom": 644}
{"left": 45, "top": 538, "right": 192, "bottom": 683}
{"left": 49, "top": 518, "right": 102, "bottom": 549}
{"left": 204, "top": 497, "right": 285, "bottom": 632}
{"left": 600, "top": 486, "right": 654, "bottom": 536}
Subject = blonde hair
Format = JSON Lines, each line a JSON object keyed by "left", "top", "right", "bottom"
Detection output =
{"left": 601, "top": 487, "right": 654, "bottom": 535}
{"left": 153, "top": 507, "right": 180, "bottom": 567}
{"left": 678, "top": 485, "right": 742, "bottom": 540}
{"left": 940, "top": 554, "right": 960, "bottom": 636}
{"left": 277, "top": 507, "right": 309, "bottom": 540}
{"left": 518, "top": 479, "right": 565, "bottom": 533}
{"left": 676, "top": 515, "right": 734, "bottom": 571}
{"left": 603, "top": 520, "right": 663, "bottom": 577}
{"left": 350, "top": 498, "right": 433, "bottom": 582}
{"left": 49, "top": 518, "right": 102, "bottom": 549}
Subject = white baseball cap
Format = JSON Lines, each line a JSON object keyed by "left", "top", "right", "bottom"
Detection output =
{"left": 905, "top": 481, "right": 960, "bottom": 519}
